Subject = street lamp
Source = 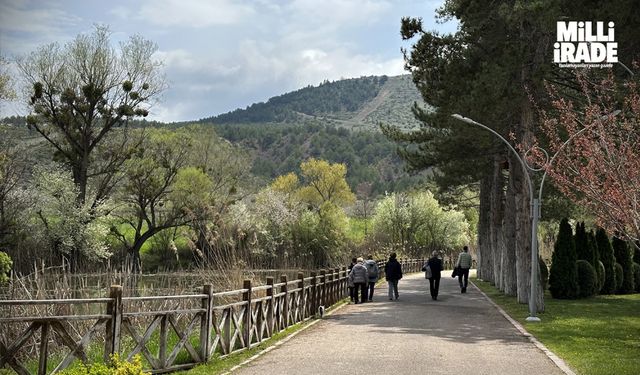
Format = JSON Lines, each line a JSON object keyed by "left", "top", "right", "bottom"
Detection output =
{"left": 451, "top": 110, "right": 621, "bottom": 322}
{"left": 451, "top": 114, "right": 541, "bottom": 322}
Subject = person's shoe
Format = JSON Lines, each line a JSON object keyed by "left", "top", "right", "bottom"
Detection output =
{"left": 462, "top": 287, "right": 467, "bottom": 293}
{"left": 389, "top": 298, "right": 393, "bottom": 301}
{"left": 431, "top": 296, "right": 436, "bottom": 300}
{"left": 368, "top": 298, "right": 372, "bottom": 302}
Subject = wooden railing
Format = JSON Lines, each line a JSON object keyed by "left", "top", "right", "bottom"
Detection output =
{"left": 0, "top": 259, "right": 424, "bottom": 374}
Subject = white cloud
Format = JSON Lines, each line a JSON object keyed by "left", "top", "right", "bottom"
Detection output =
{"left": 288, "top": 0, "right": 391, "bottom": 26}
{"left": 138, "top": 0, "right": 255, "bottom": 28}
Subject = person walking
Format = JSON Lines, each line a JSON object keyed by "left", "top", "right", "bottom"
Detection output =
{"left": 384, "top": 253, "right": 403, "bottom": 300}
{"left": 423, "top": 251, "right": 443, "bottom": 300}
{"left": 364, "top": 255, "right": 380, "bottom": 301}
{"left": 456, "top": 246, "right": 473, "bottom": 293}
{"left": 348, "top": 257, "right": 368, "bottom": 304}
{"left": 347, "top": 257, "right": 357, "bottom": 302}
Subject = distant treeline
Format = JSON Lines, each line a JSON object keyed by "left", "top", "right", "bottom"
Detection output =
{"left": 210, "top": 121, "right": 425, "bottom": 195}
{"left": 201, "top": 75, "right": 388, "bottom": 124}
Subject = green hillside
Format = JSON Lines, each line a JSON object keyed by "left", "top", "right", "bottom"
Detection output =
{"left": 1, "top": 75, "right": 431, "bottom": 194}
{"left": 201, "top": 75, "right": 429, "bottom": 131}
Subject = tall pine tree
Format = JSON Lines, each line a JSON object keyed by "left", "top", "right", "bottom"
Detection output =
{"left": 612, "top": 236, "right": 635, "bottom": 294}
{"left": 596, "top": 228, "right": 617, "bottom": 294}
{"left": 549, "top": 218, "right": 578, "bottom": 299}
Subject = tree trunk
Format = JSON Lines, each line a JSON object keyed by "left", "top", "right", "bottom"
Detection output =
{"left": 502, "top": 153, "right": 518, "bottom": 296}
{"left": 490, "top": 156, "right": 505, "bottom": 290}
{"left": 477, "top": 175, "right": 493, "bottom": 282}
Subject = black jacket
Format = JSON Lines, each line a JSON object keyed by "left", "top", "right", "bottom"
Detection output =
{"left": 426, "top": 257, "right": 443, "bottom": 279}
{"left": 384, "top": 258, "right": 403, "bottom": 281}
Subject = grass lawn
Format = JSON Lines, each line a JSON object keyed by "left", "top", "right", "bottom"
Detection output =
{"left": 473, "top": 278, "right": 640, "bottom": 375}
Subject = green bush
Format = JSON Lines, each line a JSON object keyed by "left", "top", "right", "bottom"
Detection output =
{"left": 614, "top": 263, "right": 624, "bottom": 292}
{"left": 0, "top": 252, "right": 12, "bottom": 284}
{"left": 576, "top": 260, "right": 597, "bottom": 298}
{"left": 597, "top": 260, "right": 605, "bottom": 292}
{"left": 549, "top": 218, "right": 579, "bottom": 299}
{"left": 633, "top": 262, "right": 640, "bottom": 293}
{"left": 58, "top": 354, "right": 149, "bottom": 375}
{"left": 596, "top": 228, "right": 616, "bottom": 294}
{"left": 539, "top": 256, "right": 548, "bottom": 291}
{"left": 612, "top": 237, "right": 635, "bottom": 294}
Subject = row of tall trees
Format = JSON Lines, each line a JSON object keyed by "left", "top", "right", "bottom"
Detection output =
{"left": 550, "top": 219, "right": 638, "bottom": 298}
{"left": 384, "top": 1, "right": 640, "bottom": 311}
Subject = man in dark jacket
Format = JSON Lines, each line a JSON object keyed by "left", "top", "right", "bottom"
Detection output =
{"left": 423, "top": 251, "right": 443, "bottom": 300}
{"left": 384, "top": 253, "right": 403, "bottom": 300}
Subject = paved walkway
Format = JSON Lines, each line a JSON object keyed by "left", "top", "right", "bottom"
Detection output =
{"left": 233, "top": 272, "right": 566, "bottom": 375}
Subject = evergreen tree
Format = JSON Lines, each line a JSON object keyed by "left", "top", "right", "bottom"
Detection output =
{"left": 612, "top": 237, "right": 635, "bottom": 294}
{"left": 549, "top": 218, "right": 579, "bottom": 299}
{"left": 574, "top": 222, "right": 590, "bottom": 261}
{"left": 596, "top": 228, "right": 617, "bottom": 294}
{"left": 587, "top": 230, "right": 602, "bottom": 292}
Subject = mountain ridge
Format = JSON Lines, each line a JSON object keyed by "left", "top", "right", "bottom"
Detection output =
{"left": 199, "top": 74, "right": 429, "bottom": 131}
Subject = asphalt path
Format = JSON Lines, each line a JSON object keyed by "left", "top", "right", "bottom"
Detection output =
{"left": 233, "top": 271, "right": 566, "bottom": 375}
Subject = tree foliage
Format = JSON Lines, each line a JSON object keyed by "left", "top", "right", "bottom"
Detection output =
{"left": 371, "top": 191, "right": 470, "bottom": 258}
{"left": 612, "top": 236, "right": 635, "bottom": 294}
{"left": 18, "top": 25, "right": 165, "bottom": 207}
{"left": 549, "top": 218, "right": 579, "bottom": 299}
{"left": 596, "top": 228, "right": 617, "bottom": 294}
{"left": 539, "top": 72, "right": 640, "bottom": 244}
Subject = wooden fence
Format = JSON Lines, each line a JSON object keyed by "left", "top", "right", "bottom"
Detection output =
{"left": 0, "top": 259, "right": 424, "bottom": 374}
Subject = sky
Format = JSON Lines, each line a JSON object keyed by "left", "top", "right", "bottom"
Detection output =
{"left": 0, "top": 0, "right": 457, "bottom": 123}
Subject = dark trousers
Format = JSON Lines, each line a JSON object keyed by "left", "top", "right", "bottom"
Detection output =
{"left": 348, "top": 286, "right": 355, "bottom": 301}
{"left": 429, "top": 277, "right": 441, "bottom": 298}
{"left": 367, "top": 281, "right": 376, "bottom": 300}
{"left": 458, "top": 268, "right": 470, "bottom": 288}
{"left": 354, "top": 282, "right": 367, "bottom": 303}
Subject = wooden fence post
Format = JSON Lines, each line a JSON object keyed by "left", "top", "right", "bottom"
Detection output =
{"left": 319, "top": 269, "right": 326, "bottom": 308}
{"left": 243, "top": 279, "right": 252, "bottom": 348}
{"left": 310, "top": 271, "right": 317, "bottom": 318}
{"left": 105, "top": 285, "right": 122, "bottom": 361}
{"left": 266, "top": 277, "right": 275, "bottom": 336}
{"left": 200, "top": 284, "right": 213, "bottom": 362}
{"left": 297, "top": 272, "right": 304, "bottom": 322}
{"left": 280, "top": 275, "right": 289, "bottom": 328}
{"left": 333, "top": 268, "right": 340, "bottom": 303}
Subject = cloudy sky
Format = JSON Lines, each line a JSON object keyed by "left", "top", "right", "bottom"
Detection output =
{"left": 0, "top": 0, "right": 457, "bottom": 122}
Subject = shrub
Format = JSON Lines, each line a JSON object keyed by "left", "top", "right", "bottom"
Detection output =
{"left": 549, "top": 218, "right": 578, "bottom": 299}
{"left": 633, "top": 262, "right": 640, "bottom": 293}
{"left": 596, "top": 228, "right": 616, "bottom": 294}
{"left": 576, "top": 260, "right": 597, "bottom": 298}
{"left": 58, "top": 354, "right": 149, "bottom": 375}
{"left": 597, "top": 260, "right": 606, "bottom": 292}
{"left": 614, "top": 262, "right": 624, "bottom": 292}
{"left": 612, "top": 237, "right": 635, "bottom": 294}
{"left": 0, "top": 252, "right": 12, "bottom": 284}
{"left": 539, "top": 256, "right": 548, "bottom": 291}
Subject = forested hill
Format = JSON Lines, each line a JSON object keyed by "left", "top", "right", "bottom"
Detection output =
{"left": 200, "top": 75, "right": 428, "bottom": 131}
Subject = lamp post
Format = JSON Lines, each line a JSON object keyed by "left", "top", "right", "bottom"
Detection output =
{"left": 451, "top": 114, "right": 541, "bottom": 321}
{"left": 451, "top": 110, "right": 621, "bottom": 321}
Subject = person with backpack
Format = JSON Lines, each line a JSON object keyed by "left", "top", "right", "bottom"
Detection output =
{"left": 384, "top": 253, "right": 403, "bottom": 300}
{"left": 364, "top": 255, "right": 380, "bottom": 301}
{"left": 348, "top": 257, "right": 369, "bottom": 304}
{"left": 423, "top": 250, "right": 443, "bottom": 300}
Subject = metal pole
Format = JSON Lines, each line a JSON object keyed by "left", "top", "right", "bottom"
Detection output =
{"left": 451, "top": 114, "right": 540, "bottom": 321}
{"left": 526, "top": 198, "right": 541, "bottom": 322}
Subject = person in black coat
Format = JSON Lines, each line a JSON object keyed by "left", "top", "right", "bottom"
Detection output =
{"left": 424, "top": 251, "right": 443, "bottom": 300}
{"left": 384, "top": 252, "right": 403, "bottom": 300}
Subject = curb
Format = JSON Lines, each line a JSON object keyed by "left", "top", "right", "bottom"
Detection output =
{"left": 471, "top": 281, "right": 576, "bottom": 375}
{"left": 223, "top": 300, "right": 349, "bottom": 374}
